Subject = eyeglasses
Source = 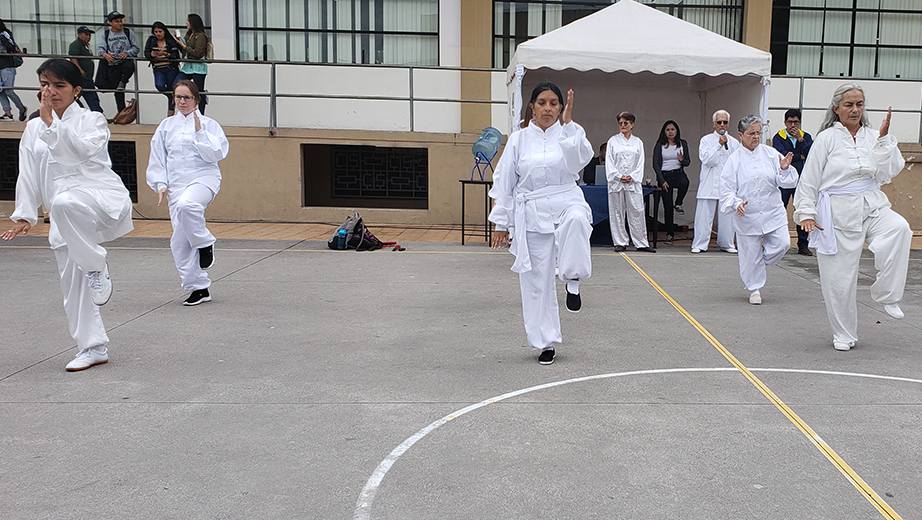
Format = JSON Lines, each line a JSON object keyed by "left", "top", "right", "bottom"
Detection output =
{"left": 618, "top": 121, "right": 632, "bottom": 126}
{"left": 715, "top": 120, "right": 729, "bottom": 125}
{"left": 744, "top": 131, "right": 763, "bottom": 137}
{"left": 785, "top": 119, "right": 801, "bottom": 124}
{"left": 173, "top": 94, "right": 194, "bottom": 102}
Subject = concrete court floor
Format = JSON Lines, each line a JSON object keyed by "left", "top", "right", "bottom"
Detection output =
{"left": 1, "top": 230, "right": 922, "bottom": 520}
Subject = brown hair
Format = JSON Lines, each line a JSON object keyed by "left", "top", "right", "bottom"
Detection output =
{"left": 173, "top": 79, "right": 200, "bottom": 103}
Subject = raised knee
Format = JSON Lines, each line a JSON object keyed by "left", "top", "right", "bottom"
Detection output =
{"left": 49, "top": 192, "right": 82, "bottom": 218}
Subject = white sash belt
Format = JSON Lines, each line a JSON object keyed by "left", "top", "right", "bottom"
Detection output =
{"left": 809, "top": 178, "right": 877, "bottom": 255}
{"left": 511, "top": 183, "right": 578, "bottom": 273}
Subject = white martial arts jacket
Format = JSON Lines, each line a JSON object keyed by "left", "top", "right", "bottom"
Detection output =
{"left": 488, "top": 120, "right": 592, "bottom": 272}
{"left": 719, "top": 144, "right": 798, "bottom": 236}
{"left": 605, "top": 133, "right": 644, "bottom": 193}
{"left": 793, "top": 123, "right": 904, "bottom": 233}
{"left": 11, "top": 103, "right": 133, "bottom": 248}
{"left": 698, "top": 131, "right": 740, "bottom": 200}
{"left": 146, "top": 110, "right": 229, "bottom": 195}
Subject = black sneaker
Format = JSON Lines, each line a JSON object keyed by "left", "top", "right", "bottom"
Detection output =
{"left": 538, "top": 349, "right": 556, "bottom": 365}
{"left": 566, "top": 291, "right": 581, "bottom": 313}
{"left": 635, "top": 247, "right": 657, "bottom": 253}
{"left": 183, "top": 288, "right": 211, "bottom": 306}
{"left": 116, "top": 81, "right": 126, "bottom": 91}
{"left": 199, "top": 245, "right": 215, "bottom": 269}
{"left": 613, "top": 245, "right": 627, "bottom": 252}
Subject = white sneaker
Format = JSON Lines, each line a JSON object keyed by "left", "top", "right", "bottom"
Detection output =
{"left": 749, "top": 292, "right": 762, "bottom": 305}
{"left": 691, "top": 248, "right": 702, "bottom": 254}
{"left": 833, "top": 341, "right": 852, "bottom": 351}
{"left": 722, "top": 247, "right": 738, "bottom": 254}
{"left": 674, "top": 205, "right": 684, "bottom": 214}
{"left": 86, "top": 264, "right": 112, "bottom": 306}
{"left": 884, "top": 303, "right": 904, "bottom": 319}
{"left": 65, "top": 347, "right": 109, "bottom": 371}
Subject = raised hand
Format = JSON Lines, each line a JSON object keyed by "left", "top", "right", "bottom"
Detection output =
{"left": 194, "top": 111, "right": 201, "bottom": 132}
{"left": 39, "top": 87, "right": 54, "bottom": 127}
{"left": 879, "top": 106, "right": 892, "bottom": 138}
{"left": 780, "top": 152, "right": 794, "bottom": 170}
{"left": 562, "top": 89, "right": 574, "bottom": 125}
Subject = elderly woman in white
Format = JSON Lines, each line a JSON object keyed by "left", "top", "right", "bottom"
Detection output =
{"left": 606, "top": 111, "right": 653, "bottom": 252}
{"left": 489, "top": 81, "right": 593, "bottom": 366}
{"left": 147, "top": 79, "right": 229, "bottom": 306}
{"left": 793, "top": 83, "right": 910, "bottom": 352}
{"left": 720, "top": 115, "right": 796, "bottom": 305}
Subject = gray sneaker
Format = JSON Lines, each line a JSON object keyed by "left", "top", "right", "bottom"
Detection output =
{"left": 86, "top": 264, "right": 112, "bottom": 306}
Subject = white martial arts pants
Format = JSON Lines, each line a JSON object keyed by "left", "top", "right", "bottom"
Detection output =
{"left": 519, "top": 206, "right": 592, "bottom": 350}
{"left": 608, "top": 189, "right": 649, "bottom": 248}
{"left": 49, "top": 190, "right": 120, "bottom": 350}
{"left": 736, "top": 227, "right": 790, "bottom": 292}
{"left": 816, "top": 207, "right": 911, "bottom": 347}
{"left": 168, "top": 183, "right": 216, "bottom": 291}
{"left": 692, "top": 199, "right": 735, "bottom": 251}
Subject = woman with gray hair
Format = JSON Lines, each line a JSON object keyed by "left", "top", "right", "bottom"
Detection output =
{"left": 720, "top": 115, "right": 796, "bottom": 304}
{"left": 793, "top": 83, "right": 910, "bottom": 351}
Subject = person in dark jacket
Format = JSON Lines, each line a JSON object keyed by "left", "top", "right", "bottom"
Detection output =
{"left": 581, "top": 142, "right": 606, "bottom": 185}
{"left": 772, "top": 108, "right": 814, "bottom": 255}
{"left": 175, "top": 14, "right": 209, "bottom": 114}
{"left": 0, "top": 18, "right": 27, "bottom": 121}
{"left": 144, "top": 21, "right": 182, "bottom": 116}
{"left": 652, "top": 120, "right": 691, "bottom": 242}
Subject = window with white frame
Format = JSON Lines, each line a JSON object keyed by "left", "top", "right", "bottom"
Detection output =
{"left": 772, "top": 0, "right": 922, "bottom": 79}
{"left": 0, "top": 1, "right": 209, "bottom": 55}
{"left": 236, "top": 0, "right": 439, "bottom": 66}
{"left": 493, "top": 0, "right": 743, "bottom": 68}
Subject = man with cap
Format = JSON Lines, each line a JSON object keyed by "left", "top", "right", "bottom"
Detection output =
{"left": 68, "top": 26, "right": 102, "bottom": 113}
{"left": 95, "top": 11, "right": 139, "bottom": 114}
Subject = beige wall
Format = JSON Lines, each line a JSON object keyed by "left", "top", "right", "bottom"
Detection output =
{"left": 742, "top": 0, "right": 773, "bottom": 52}
{"left": 460, "top": 0, "right": 493, "bottom": 133}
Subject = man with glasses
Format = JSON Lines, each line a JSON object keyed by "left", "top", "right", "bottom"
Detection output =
{"left": 692, "top": 110, "right": 739, "bottom": 253}
{"left": 772, "top": 109, "right": 813, "bottom": 255}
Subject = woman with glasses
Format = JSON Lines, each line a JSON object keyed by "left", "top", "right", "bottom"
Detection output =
{"left": 652, "top": 120, "right": 691, "bottom": 242}
{"left": 719, "top": 115, "right": 796, "bottom": 305}
{"left": 146, "top": 79, "right": 229, "bottom": 306}
{"left": 794, "top": 83, "right": 909, "bottom": 351}
{"left": 606, "top": 111, "right": 653, "bottom": 252}
{"left": 489, "top": 81, "right": 593, "bottom": 365}
{"left": 2, "top": 59, "right": 133, "bottom": 371}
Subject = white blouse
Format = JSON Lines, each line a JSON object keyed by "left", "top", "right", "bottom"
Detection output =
{"left": 719, "top": 144, "right": 798, "bottom": 236}
{"left": 605, "top": 133, "right": 644, "bottom": 193}
{"left": 146, "top": 110, "right": 229, "bottom": 195}
{"left": 793, "top": 122, "right": 904, "bottom": 232}
{"left": 12, "top": 102, "right": 133, "bottom": 248}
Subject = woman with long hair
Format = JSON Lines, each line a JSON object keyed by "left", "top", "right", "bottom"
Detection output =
{"left": 144, "top": 21, "right": 182, "bottom": 116}
{"left": 147, "top": 79, "right": 229, "bottom": 306}
{"left": 793, "top": 83, "right": 910, "bottom": 351}
{"left": 0, "top": 18, "right": 27, "bottom": 121}
{"left": 652, "top": 119, "right": 691, "bottom": 242}
{"left": 2, "top": 59, "right": 133, "bottom": 371}
{"left": 489, "top": 81, "right": 594, "bottom": 365}
{"left": 175, "top": 13, "right": 209, "bottom": 114}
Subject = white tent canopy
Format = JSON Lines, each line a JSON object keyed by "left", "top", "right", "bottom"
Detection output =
{"left": 505, "top": 0, "right": 772, "bottom": 226}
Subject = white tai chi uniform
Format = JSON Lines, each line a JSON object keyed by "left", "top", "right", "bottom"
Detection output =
{"left": 605, "top": 133, "right": 649, "bottom": 248}
{"left": 793, "top": 122, "right": 909, "bottom": 348}
{"left": 489, "top": 120, "right": 593, "bottom": 351}
{"left": 693, "top": 131, "right": 740, "bottom": 251}
{"left": 11, "top": 103, "right": 133, "bottom": 352}
{"left": 720, "top": 144, "right": 798, "bottom": 292}
{"left": 146, "top": 110, "right": 229, "bottom": 291}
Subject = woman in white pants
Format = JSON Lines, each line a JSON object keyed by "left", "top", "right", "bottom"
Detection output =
{"left": 720, "top": 115, "right": 796, "bottom": 305}
{"left": 489, "top": 81, "right": 593, "bottom": 365}
{"left": 794, "top": 83, "right": 909, "bottom": 352}
{"left": 2, "top": 59, "right": 133, "bottom": 372}
{"left": 606, "top": 111, "right": 653, "bottom": 252}
{"left": 147, "top": 79, "right": 229, "bottom": 306}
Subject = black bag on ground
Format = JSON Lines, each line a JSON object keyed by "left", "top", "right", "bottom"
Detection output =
{"left": 328, "top": 213, "right": 384, "bottom": 251}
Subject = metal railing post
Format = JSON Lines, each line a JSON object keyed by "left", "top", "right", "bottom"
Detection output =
{"left": 269, "top": 62, "right": 277, "bottom": 136}
{"left": 408, "top": 66, "right": 414, "bottom": 132}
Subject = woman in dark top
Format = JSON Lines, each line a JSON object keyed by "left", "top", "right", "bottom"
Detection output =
{"left": 144, "top": 21, "right": 182, "bottom": 116}
{"left": 0, "top": 19, "right": 27, "bottom": 121}
{"left": 652, "top": 120, "right": 691, "bottom": 242}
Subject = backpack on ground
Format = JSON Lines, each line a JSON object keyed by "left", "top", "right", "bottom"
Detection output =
{"left": 328, "top": 213, "right": 384, "bottom": 251}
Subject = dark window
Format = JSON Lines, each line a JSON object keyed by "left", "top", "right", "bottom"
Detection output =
{"left": 303, "top": 144, "right": 427, "bottom": 209}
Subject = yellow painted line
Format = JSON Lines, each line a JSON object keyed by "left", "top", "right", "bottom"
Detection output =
{"left": 620, "top": 252, "right": 901, "bottom": 520}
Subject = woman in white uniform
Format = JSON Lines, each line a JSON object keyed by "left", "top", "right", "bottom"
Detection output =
{"left": 147, "top": 79, "right": 229, "bottom": 306}
{"left": 489, "top": 81, "right": 593, "bottom": 365}
{"left": 606, "top": 112, "right": 653, "bottom": 252}
{"left": 793, "top": 83, "right": 909, "bottom": 351}
{"left": 2, "top": 59, "right": 133, "bottom": 371}
{"left": 719, "top": 114, "right": 796, "bottom": 305}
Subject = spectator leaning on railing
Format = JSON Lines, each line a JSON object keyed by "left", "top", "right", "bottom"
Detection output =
{"left": 68, "top": 25, "right": 102, "bottom": 113}
{"left": 95, "top": 10, "right": 139, "bottom": 114}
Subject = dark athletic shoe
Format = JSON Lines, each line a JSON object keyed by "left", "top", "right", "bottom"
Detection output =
{"left": 798, "top": 248, "right": 813, "bottom": 256}
{"left": 613, "top": 245, "right": 627, "bottom": 252}
{"left": 538, "top": 349, "right": 556, "bottom": 365}
{"left": 566, "top": 291, "right": 581, "bottom": 313}
{"left": 199, "top": 245, "right": 215, "bottom": 269}
{"left": 635, "top": 247, "right": 656, "bottom": 253}
{"left": 183, "top": 288, "right": 212, "bottom": 306}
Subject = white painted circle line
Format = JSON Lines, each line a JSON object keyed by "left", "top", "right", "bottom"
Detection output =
{"left": 353, "top": 367, "right": 922, "bottom": 519}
